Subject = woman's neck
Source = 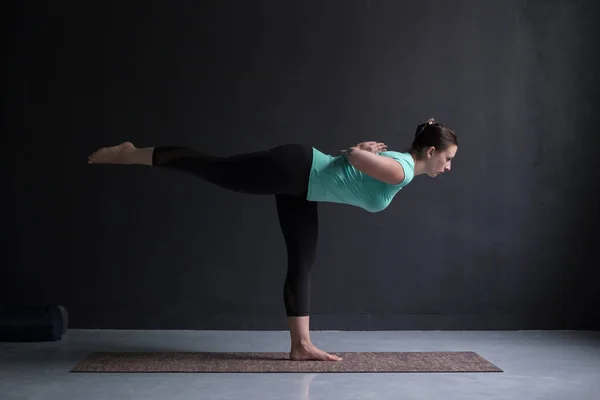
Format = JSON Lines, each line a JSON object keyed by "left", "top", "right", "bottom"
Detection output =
{"left": 410, "top": 152, "right": 428, "bottom": 176}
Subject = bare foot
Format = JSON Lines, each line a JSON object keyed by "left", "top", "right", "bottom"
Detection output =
{"left": 290, "top": 342, "right": 342, "bottom": 361}
{"left": 88, "top": 141, "right": 136, "bottom": 164}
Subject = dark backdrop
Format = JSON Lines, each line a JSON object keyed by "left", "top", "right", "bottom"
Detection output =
{"left": 4, "top": 0, "right": 600, "bottom": 330}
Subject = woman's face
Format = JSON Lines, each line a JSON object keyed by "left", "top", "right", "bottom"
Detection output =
{"left": 425, "top": 145, "right": 457, "bottom": 177}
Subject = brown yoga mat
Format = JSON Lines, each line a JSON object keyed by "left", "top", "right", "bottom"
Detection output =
{"left": 70, "top": 351, "right": 502, "bottom": 373}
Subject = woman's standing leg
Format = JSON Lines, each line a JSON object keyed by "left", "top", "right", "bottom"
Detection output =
{"left": 275, "top": 194, "right": 342, "bottom": 361}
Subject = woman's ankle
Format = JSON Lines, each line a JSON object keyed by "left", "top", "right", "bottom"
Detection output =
{"left": 131, "top": 147, "right": 154, "bottom": 166}
{"left": 287, "top": 316, "right": 311, "bottom": 347}
{"left": 290, "top": 337, "right": 312, "bottom": 348}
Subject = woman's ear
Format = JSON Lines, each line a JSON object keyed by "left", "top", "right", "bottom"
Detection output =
{"left": 426, "top": 146, "right": 435, "bottom": 159}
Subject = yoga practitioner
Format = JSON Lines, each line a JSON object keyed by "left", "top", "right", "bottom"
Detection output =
{"left": 88, "top": 118, "right": 458, "bottom": 362}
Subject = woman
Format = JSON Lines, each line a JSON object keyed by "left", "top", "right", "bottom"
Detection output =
{"left": 88, "top": 118, "right": 458, "bottom": 362}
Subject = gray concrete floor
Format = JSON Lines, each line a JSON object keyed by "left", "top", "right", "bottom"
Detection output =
{"left": 1, "top": 330, "right": 599, "bottom": 400}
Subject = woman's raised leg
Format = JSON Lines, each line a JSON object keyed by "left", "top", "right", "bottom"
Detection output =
{"left": 88, "top": 141, "right": 312, "bottom": 196}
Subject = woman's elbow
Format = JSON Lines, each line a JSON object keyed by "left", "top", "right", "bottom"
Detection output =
{"left": 376, "top": 169, "right": 405, "bottom": 185}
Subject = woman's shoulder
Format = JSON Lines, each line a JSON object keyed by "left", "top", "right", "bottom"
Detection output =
{"left": 379, "top": 150, "right": 414, "bottom": 165}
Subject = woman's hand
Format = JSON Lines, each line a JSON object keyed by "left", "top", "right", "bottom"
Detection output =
{"left": 340, "top": 141, "right": 387, "bottom": 155}
{"left": 357, "top": 141, "right": 387, "bottom": 153}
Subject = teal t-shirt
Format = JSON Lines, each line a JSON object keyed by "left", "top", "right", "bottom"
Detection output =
{"left": 306, "top": 147, "right": 415, "bottom": 212}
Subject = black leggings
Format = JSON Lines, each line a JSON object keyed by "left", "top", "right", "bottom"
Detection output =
{"left": 152, "top": 143, "right": 317, "bottom": 317}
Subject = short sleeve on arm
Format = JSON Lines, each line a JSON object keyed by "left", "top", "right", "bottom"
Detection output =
{"left": 381, "top": 151, "right": 415, "bottom": 188}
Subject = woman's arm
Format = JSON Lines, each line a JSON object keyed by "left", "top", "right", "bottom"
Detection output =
{"left": 344, "top": 146, "right": 405, "bottom": 185}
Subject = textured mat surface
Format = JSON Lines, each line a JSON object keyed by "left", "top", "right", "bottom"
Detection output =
{"left": 71, "top": 351, "right": 503, "bottom": 373}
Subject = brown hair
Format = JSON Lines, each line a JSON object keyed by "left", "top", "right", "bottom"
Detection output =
{"left": 411, "top": 120, "right": 457, "bottom": 159}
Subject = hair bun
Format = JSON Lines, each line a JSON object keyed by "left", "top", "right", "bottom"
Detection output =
{"left": 415, "top": 122, "right": 428, "bottom": 137}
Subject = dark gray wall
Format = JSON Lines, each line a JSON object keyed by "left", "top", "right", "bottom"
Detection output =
{"left": 4, "top": 0, "right": 600, "bottom": 330}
